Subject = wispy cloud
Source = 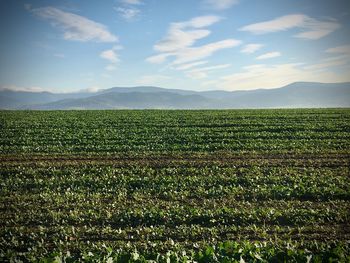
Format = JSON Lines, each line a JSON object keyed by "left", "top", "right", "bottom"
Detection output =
{"left": 100, "top": 45, "right": 123, "bottom": 70}
{"left": 147, "top": 15, "right": 240, "bottom": 67}
{"left": 186, "top": 64, "right": 231, "bottom": 79}
{"left": 256, "top": 51, "right": 281, "bottom": 60}
{"left": 215, "top": 63, "right": 350, "bottom": 90}
{"left": 115, "top": 7, "right": 140, "bottom": 21}
{"left": 100, "top": 46, "right": 122, "bottom": 63}
{"left": 240, "top": 14, "right": 340, "bottom": 40}
{"left": 174, "top": 61, "right": 209, "bottom": 70}
{"left": 303, "top": 56, "right": 349, "bottom": 70}
{"left": 304, "top": 45, "right": 350, "bottom": 70}
{"left": 172, "top": 39, "right": 241, "bottom": 65}
{"left": 203, "top": 0, "right": 239, "bottom": 10}
{"left": 241, "top": 44, "right": 263, "bottom": 54}
{"left": 146, "top": 53, "right": 173, "bottom": 64}
{"left": 120, "top": 0, "right": 142, "bottom": 5}
{"left": 29, "top": 6, "right": 118, "bottom": 42}
{"left": 154, "top": 16, "right": 221, "bottom": 52}
{"left": 240, "top": 14, "right": 305, "bottom": 33}
{"left": 174, "top": 15, "right": 222, "bottom": 29}
{"left": 116, "top": 0, "right": 142, "bottom": 21}
{"left": 326, "top": 44, "right": 350, "bottom": 55}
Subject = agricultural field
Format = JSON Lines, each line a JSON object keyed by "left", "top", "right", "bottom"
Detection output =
{"left": 0, "top": 109, "right": 350, "bottom": 262}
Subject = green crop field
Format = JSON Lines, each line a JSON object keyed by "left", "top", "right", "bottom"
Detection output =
{"left": 1, "top": 109, "right": 350, "bottom": 262}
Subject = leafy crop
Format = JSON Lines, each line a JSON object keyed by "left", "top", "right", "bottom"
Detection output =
{"left": 0, "top": 109, "right": 349, "bottom": 262}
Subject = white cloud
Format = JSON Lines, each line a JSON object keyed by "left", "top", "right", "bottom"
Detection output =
{"left": 116, "top": 0, "right": 142, "bottom": 21}
{"left": 190, "top": 64, "right": 231, "bottom": 72}
{"left": 115, "top": 7, "right": 140, "bottom": 21}
{"left": 203, "top": 0, "right": 239, "bottom": 10}
{"left": 147, "top": 15, "right": 241, "bottom": 79}
{"left": 155, "top": 29, "right": 211, "bottom": 53}
{"left": 100, "top": 46, "right": 122, "bottom": 63}
{"left": 240, "top": 14, "right": 305, "bottom": 33}
{"left": 303, "top": 45, "right": 350, "bottom": 71}
{"left": 80, "top": 86, "right": 101, "bottom": 93}
{"left": 30, "top": 6, "right": 118, "bottom": 42}
{"left": 240, "top": 14, "right": 340, "bottom": 40}
{"left": 137, "top": 75, "right": 171, "bottom": 85}
{"left": 303, "top": 56, "right": 349, "bottom": 71}
{"left": 326, "top": 45, "right": 350, "bottom": 55}
{"left": 294, "top": 18, "right": 340, "bottom": 39}
{"left": 241, "top": 44, "right": 263, "bottom": 54}
{"left": 120, "top": 0, "right": 142, "bottom": 5}
{"left": 216, "top": 63, "right": 350, "bottom": 90}
{"left": 146, "top": 53, "right": 173, "bottom": 64}
{"left": 174, "top": 15, "right": 222, "bottom": 29}
{"left": 100, "top": 46, "right": 122, "bottom": 71}
{"left": 172, "top": 39, "right": 241, "bottom": 65}
{"left": 154, "top": 16, "right": 221, "bottom": 53}
{"left": 186, "top": 71, "right": 208, "bottom": 79}
{"left": 174, "top": 61, "right": 209, "bottom": 70}
{"left": 186, "top": 64, "right": 231, "bottom": 79}
{"left": 256, "top": 51, "right": 281, "bottom": 60}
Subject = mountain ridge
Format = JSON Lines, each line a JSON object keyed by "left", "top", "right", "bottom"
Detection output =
{"left": 1, "top": 82, "right": 349, "bottom": 109}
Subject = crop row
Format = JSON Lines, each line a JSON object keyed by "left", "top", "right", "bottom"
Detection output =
{"left": 1, "top": 109, "right": 349, "bottom": 154}
{"left": 1, "top": 161, "right": 349, "bottom": 260}
{"left": 1, "top": 109, "right": 349, "bottom": 261}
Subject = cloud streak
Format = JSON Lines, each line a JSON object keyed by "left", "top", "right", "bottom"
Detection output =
{"left": 203, "top": 0, "right": 239, "bottom": 10}
{"left": 240, "top": 14, "right": 340, "bottom": 40}
{"left": 154, "top": 16, "right": 221, "bottom": 52}
{"left": 174, "top": 61, "right": 209, "bottom": 70}
{"left": 147, "top": 15, "right": 241, "bottom": 67}
{"left": 216, "top": 63, "right": 350, "bottom": 90}
{"left": 326, "top": 45, "right": 350, "bottom": 55}
{"left": 241, "top": 44, "right": 263, "bottom": 54}
{"left": 256, "top": 51, "right": 281, "bottom": 60}
{"left": 303, "top": 45, "right": 350, "bottom": 71}
{"left": 100, "top": 46, "right": 123, "bottom": 70}
{"left": 120, "top": 0, "right": 142, "bottom": 5}
{"left": 186, "top": 64, "right": 231, "bottom": 79}
{"left": 30, "top": 6, "right": 118, "bottom": 42}
{"left": 115, "top": 0, "right": 142, "bottom": 21}
{"left": 172, "top": 39, "right": 241, "bottom": 65}
{"left": 115, "top": 7, "right": 140, "bottom": 21}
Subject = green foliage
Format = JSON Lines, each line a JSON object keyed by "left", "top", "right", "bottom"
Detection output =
{"left": 0, "top": 109, "right": 349, "bottom": 262}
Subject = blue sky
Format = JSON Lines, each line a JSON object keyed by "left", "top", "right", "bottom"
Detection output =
{"left": 1, "top": 0, "right": 350, "bottom": 92}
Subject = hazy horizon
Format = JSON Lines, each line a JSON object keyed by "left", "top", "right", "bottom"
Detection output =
{"left": 1, "top": 81, "right": 350, "bottom": 94}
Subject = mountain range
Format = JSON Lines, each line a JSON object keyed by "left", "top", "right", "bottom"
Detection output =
{"left": 1, "top": 82, "right": 349, "bottom": 109}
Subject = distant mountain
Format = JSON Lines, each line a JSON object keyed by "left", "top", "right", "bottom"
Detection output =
{"left": 1, "top": 82, "right": 349, "bottom": 109}
{"left": 34, "top": 92, "right": 213, "bottom": 110}
{"left": 0, "top": 90, "right": 93, "bottom": 108}
{"left": 98, "top": 86, "right": 197, "bottom": 96}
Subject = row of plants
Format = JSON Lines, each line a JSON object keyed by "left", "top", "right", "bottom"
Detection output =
{"left": 1, "top": 109, "right": 349, "bottom": 261}
{"left": 1, "top": 109, "right": 349, "bottom": 154}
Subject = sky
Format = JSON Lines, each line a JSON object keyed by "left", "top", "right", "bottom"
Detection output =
{"left": 0, "top": 0, "right": 350, "bottom": 93}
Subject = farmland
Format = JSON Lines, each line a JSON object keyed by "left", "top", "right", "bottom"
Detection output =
{"left": 0, "top": 109, "right": 350, "bottom": 262}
